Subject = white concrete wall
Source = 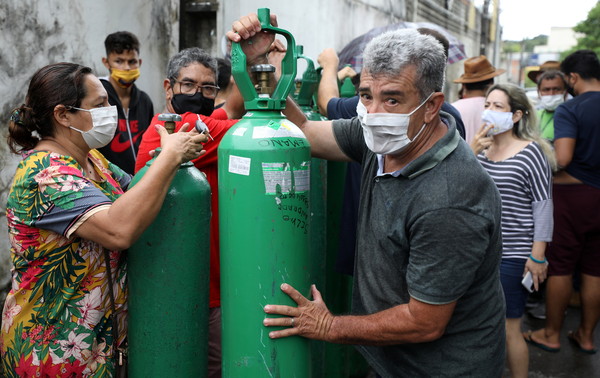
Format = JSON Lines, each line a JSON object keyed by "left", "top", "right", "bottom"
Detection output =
{"left": 218, "top": 0, "right": 407, "bottom": 68}
{"left": 218, "top": 0, "right": 481, "bottom": 101}
{"left": 534, "top": 27, "right": 582, "bottom": 54}
{"left": 0, "top": 0, "right": 180, "bottom": 291}
{"left": 0, "top": 0, "right": 486, "bottom": 292}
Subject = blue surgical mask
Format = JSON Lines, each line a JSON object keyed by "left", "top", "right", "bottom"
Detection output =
{"left": 69, "top": 105, "right": 118, "bottom": 149}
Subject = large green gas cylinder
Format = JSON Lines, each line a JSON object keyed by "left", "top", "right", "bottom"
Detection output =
{"left": 295, "top": 45, "right": 326, "bottom": 290}
{"left": 127, "top": 113, "right": 212, "bottom": 377}
{"left": 295, "top": 45, "right": 327, "bottom": 378}
{"left": 219, "top": 8, "right": 312, "bottom": 377}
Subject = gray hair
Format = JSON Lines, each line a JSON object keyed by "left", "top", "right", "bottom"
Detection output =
{"left": 362, "top": 29, "right": 446, "bottom": 101}
{"left": 536, "top": 70, "right": 567, "bottom": 90}
{"left": 167, "top": 47, "right": 217, "bottom": 84}
{"left": 486, "top": 83, "right": 557, "bottom": 170}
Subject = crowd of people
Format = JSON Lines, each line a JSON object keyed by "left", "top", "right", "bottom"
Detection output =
{"left": 1, "top": 10, "right": 599, "bottom": 378}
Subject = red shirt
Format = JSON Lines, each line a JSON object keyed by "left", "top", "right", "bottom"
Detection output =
{"left": 135, "top": 108, "right": 238, "bottom": 307}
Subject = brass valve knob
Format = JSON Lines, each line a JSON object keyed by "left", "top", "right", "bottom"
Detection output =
{"left": 158, "top": 113, "right": 182, "bottom": 134}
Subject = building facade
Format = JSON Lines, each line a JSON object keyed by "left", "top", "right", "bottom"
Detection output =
{"left": 0, "top": 0, "right": 497, "bottom": 300}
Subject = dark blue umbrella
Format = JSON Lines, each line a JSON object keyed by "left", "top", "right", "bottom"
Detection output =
{"left": 338, "top": 21, "right": 467, "bottom": 72}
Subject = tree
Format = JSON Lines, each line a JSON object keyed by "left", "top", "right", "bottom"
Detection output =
{"left": 561, "top": 1, "right": 600, "bottom": 58}
{"left": 502, "top": 35, "right": 548, "bottom": 54}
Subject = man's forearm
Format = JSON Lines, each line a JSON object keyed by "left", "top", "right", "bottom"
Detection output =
{"left": 317, "top": 65, "right": 340, "bottom": 117}
{"left": 284, "top": 96, "right": 308, "bottom": 127}
{"left": 327, "top": 301, "right": 454, "bottom": 345}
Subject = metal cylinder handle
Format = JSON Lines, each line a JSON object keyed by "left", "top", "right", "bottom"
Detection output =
{"left": 230, "top": 7, "right": 297, "bottom": 110}
{"left": 158, "top": 113, "right": 182, "bottom": 134}
{"left": 295, "top": 45, "right": 318, "bottom": 106}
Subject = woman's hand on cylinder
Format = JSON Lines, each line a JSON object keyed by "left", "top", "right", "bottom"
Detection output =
{"left": 470, "top": 123, "right": 494, "bottom": 155}
{"left": 156, "top": 123, "right": 208, "bottom": 164}
{"left": 263, "top": 283, "right": 335, "bottom": 342}
{"left": 524, "top": 258, "right": 548, "bottom": 292}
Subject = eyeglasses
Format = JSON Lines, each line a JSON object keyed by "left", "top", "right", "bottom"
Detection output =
{"left": 172, "top": 79, "right": 220, "bottom": 99}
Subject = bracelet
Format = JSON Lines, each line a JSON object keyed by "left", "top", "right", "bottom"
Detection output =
{"left": 529, "top": 254, "right": 547, "bottom": 264}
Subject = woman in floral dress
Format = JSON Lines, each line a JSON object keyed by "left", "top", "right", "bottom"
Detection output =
{"left": 1, "top": 62, "right": 206, "bottom": 377}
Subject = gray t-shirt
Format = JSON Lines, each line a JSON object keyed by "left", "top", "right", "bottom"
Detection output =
{"left": 332, "top": 113, "right": 506, "bottom": 377}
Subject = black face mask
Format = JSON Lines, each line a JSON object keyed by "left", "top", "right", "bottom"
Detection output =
{"left": 171, "top": 93, "right": 215, "bottom": 116}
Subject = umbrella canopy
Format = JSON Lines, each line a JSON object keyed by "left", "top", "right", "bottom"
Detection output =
{"left": 338, "top": 21, "right": 467, "bottom": 72}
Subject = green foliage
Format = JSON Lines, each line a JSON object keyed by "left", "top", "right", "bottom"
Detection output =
{"left": 502, "top": 41, "right": 521, "bottom": 53}
{"left": 567, "top": 1, "right": 600, "bottom": 57}
{"left": 502, "top": 35, "right": 548, "bottom": 53}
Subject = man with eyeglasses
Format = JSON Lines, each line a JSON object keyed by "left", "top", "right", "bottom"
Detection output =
{"left": 135, "top": 47, "right": 245, "bottom": 378}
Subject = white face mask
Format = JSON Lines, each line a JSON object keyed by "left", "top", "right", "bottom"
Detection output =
{"left": 481, "top": 109, "right": 514, "bottom": 136}
{"left": 356, "top": 93, "right": 433, "bottom": 155}
{"left": 538, "top": 94, "right": 565, "bottom": 111}
{"left": 69, "top": 105, "right": 118, "bottom": 149}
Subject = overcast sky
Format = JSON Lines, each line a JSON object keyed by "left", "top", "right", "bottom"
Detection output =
{"left": 498, "top": 0, "right": 598, "bottom": 41}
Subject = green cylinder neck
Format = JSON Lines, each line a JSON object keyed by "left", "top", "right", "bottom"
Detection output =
{"left": 296, "top": 48, "right": 318, "bottom": 107}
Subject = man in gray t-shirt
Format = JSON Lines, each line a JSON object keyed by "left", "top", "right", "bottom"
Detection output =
{"left": 228, "top": 12, "right": 505, "bottom": 378}
{"left": 333, "top": 114, "right": 505, "bottom": 376}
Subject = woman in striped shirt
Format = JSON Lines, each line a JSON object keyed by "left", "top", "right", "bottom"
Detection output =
{"left": 471, "top": 83, "right": 556, "bottom": 378}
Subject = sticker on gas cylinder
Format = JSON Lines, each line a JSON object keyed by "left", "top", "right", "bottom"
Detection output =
{"left": 252, "top": 121, "right": 305, "bottom": 139}
{"left": 232, "top": 127, "right": 247, "bottom": 136}
{"left": 262, "top": 161, "right": 310, "bottom": 195}
{"left": 228, "top": 155, "right": 251, "bottom": 176}
{"left": 279, "top": 120, "right": 305, "bottom": 138}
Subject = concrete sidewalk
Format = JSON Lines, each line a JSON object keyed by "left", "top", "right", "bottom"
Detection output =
{"left": 515, "top": 305, "right": 600, "bottom": 378}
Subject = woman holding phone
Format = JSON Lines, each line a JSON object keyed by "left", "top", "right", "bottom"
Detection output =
{"left": 471, "top": 83, "right": 555, "bottom": 378}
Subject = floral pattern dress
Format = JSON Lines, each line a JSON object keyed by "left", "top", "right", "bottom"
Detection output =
{"left": 1, "top": 150, "right": 130, "bottom": 377}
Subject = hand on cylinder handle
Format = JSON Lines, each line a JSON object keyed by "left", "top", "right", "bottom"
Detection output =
{"left": 226, "top": 12, "right": 278, "bottom": 65}
{"left": 263, "top": 283, "right": 335, "bottom": 342}
{"left": 337, "top": 66, "right": 357, "bottom": 82}
{"left": 317, "top": 48, "right": 339, "bottom": 71}
{"left": 152, "top": 122, "right": 207, "bottom": 164}
{"left": 268, "top": 39, "right": 287, "bottom": 80}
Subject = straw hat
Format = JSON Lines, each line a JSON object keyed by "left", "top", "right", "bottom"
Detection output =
{"left": 527, "top": 60, "right": 561, "bottom": 83}
{"left": 453, "top": 55, "right": 505, "bottom": 83}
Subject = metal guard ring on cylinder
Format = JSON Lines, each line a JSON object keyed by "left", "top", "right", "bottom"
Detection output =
{"left": 251, "top": 64, "right": 276, "bottom": 73}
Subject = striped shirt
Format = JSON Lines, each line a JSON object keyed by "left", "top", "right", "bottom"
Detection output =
{"left": 478, "top": 142, "right": 553, "bottom": 260}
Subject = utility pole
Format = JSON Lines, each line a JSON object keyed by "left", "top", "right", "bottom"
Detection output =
{"left": 480, "top": 0, "right": 491, "bottom": 56}
{"left": 519, "top": 39, "right": 525, "bottom": 86}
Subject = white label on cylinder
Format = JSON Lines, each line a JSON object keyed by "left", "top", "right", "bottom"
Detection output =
{"left": 279, "top": 121, "right": 305, "bottom": 138}
{"left": 233, "top": 127, "right": 247, "bottom": 136}
{"left": 262, "top": 161, "right": 310, "bottom": 194}
{"left": 228, "top": 155, "right": 251, "bottom": 176}
{"left": 252, "top": 121, "right": 306, "bottom": 139}
{"left": 252, "top": 126, "right": 277, "bottom": 139}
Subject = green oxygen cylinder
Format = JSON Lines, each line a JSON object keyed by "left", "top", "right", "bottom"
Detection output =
{"left": 295, "top": 45, "right": 327, "bottom": 378}
{"left": 218, "top": 8, "right": 312, "bottom": 377}
{"left": 127, "top": 113, "right": 212, "bottom": 377}
{"left": 311, "top": 61, "right": 355, "bottom": 378}
{"left": 339, "top": 65, "right": 356, "bottom": 98}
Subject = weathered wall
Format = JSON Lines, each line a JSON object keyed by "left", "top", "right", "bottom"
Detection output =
{"left": 0, "top": 0, "right": 491, "bottom": 303}
{"left": 219, "top": 0, "right": 407, "bottom": 71}
{"left": 219, "top": 0, "right": 486, "bottom": 101}
{"left": 0, "top": 0, "right": 180, "bottom": 298}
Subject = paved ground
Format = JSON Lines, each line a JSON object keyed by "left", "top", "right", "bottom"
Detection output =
{"left": 515, "top": 304, "right": 600, "bottom": 378}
